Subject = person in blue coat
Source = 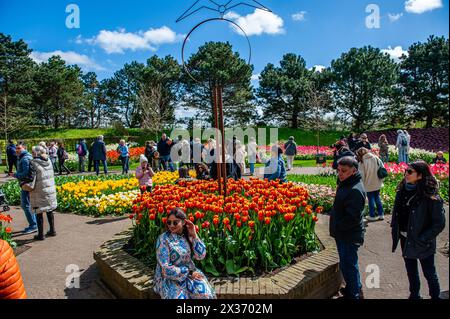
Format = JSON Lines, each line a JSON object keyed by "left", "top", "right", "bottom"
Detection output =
{"left": 263, "top": 145, "right": 287, "bottom": 183}
{"left": 6, "top": 140, "right": 18, "bottom": 177}
{"left": 14, "top": 141, "right": 37, "bottom": 234}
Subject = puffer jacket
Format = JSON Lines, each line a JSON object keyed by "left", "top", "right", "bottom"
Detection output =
{"left": 359, "top": 152, "right": 383, "bottom": 192}
{"left": 0, "top": 240, "right": 27, "bottom": 299}
{"left": 29, "top": 156, "right": 58, "bottom": 214}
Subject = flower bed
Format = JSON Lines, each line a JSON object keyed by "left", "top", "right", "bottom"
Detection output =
{"left": 129, "top": 179, "right": 322, "bottom": 277}
{"left": 0, "top": 213, "right": 15, "bottom": 247}
{"left": 106, "top": 147, "right": 145, "bottom": 165}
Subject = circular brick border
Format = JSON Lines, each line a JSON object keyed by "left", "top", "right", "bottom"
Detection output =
{"left": 93, "top": 215, "right": 342, "bottom": 299}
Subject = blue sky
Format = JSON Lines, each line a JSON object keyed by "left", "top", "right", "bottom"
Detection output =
{"left": 1, "top": 0, "right": 449, "bottom": 83}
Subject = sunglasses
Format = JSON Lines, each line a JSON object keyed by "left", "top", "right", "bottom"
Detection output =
{"left": 405, "top": 169, "right": 415, "bottom": 175}
{"left": 166, "top": 220, "right": 182, "bottom": 226}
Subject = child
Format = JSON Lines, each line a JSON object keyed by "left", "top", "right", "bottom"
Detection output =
{"left": 136, "top": 155, "right": 155, "bottom": 193}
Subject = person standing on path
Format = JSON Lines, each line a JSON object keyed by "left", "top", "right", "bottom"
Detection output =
{"left": 356, "top": 148, "right": 385, "bottom": 222}
{"left": 404, "top": 130, "right": 411, "bottom": 164}
{"left": 92, "top": 135, "right": 108, "bottom": 175}
{"left": 117, "top": 139, "right": 130, "bottom": 175}
{"left": 14, "top": 141, "right": 37, "bottom": 234}
{"left": 391, "top": 160, "right": 446, "bottom": 300}
{"left": 56, "top": 142, "right": 71, "bottom": 175}
{"left": 29, "top": 145, "right": 58, "bottom": 241}
{"left": 284, "top": 136, "right": 297, "bottom": 171}
{"left": 396, "top": 130, "right": 409, "bottom": 164}
{"left": 329, "top": 156, "right": 366, "bottom": 299}
{"left": 87, "top": 140, "right": 95, "bottom": 172}
{"left": 158, "top": 133, "right": 173, "bottom": 171}
{"left": 48, "top": 142, "right": 58, "bottom": 173}
{"left": 76, "top": 139, "right": 88, "bottom": 173}
{"left": 6, "top": 140, "right": 17, "bottom": 177}
{"left": 247, "top": 137, "right": 258, "bottom": 176}
{"left": 378, "top": 134, "right": 390, "bottom": 163}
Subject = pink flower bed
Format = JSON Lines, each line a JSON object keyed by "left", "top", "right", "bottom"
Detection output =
{"left": 384, "top": 162, "right": 449, "bottom": 179}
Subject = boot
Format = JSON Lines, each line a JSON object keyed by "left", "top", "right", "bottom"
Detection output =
{"left": 46, "top": 211, "right": 56, "bottom": 237}
{"left": 33, "top": 213, "right": 45, "bottom": 240}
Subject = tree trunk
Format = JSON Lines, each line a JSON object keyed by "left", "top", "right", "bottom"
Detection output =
{"left": 426, "top": 114, "right": 433, "bottom": 128}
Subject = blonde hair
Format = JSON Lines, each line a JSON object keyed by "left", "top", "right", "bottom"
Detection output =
{"left": 356, "top": 147, "right": 370, "bottom": 162}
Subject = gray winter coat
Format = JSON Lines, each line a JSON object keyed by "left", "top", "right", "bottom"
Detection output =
{"left": 29, "top": 156, "right": 58, "bottom": 214}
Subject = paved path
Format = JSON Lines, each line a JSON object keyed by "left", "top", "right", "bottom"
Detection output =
{"left": 8, "top": 202, "right": 448, "bottom": 299}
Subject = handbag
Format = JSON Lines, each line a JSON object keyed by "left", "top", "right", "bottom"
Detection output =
{"left": 21, "top": 175, "right": 36, "bottom": 191}
{"left": 377, "top": 158, "right": 388, "bottom": 179}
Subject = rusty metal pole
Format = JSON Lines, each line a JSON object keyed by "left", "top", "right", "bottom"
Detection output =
{"left": 217, "top": 85, "right": 227, "bottom": 197}
{"left": 212, "top": 85, "right": 223, "bottom": 195}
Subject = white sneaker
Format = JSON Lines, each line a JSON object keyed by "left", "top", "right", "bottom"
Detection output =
{"left": 378, "top": 215, "right": 385, "bottom": 221}
{"left": 366, "top": 216, "right": 378, "bottom": 222}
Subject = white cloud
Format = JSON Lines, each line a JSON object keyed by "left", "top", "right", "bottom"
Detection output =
{"left": 84, "top": 26, "right": 184, "bottom": 54}
{"left": 292, "top": 11, "right": 307, "bottom": 22}
{"left": 224, "top": 10, "right": 284, "bottom": 36}
{"left": 310, "top": 65, "right": 326, "bottom": 73}
{"left": 382, "top": 46, "right": 409, "bottom": 63}
{"left": 405, "top": 0, "right": 443, "bottom": 14}
{"left": 388, "top": 13, "right": 403, "bottom": 22}
{"left": 30, "top": 50, "right": 105, "bottom": 71}
{"left": 251, "top": 73, "right": 260, "bottom": 81}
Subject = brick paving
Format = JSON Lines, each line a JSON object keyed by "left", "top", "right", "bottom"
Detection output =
{"left": 8, "top": 203, "right": 448, "bottom": 299}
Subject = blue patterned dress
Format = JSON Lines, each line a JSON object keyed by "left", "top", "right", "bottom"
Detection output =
{"left": 154, "top": 231, "right": 216, "bottom": 299}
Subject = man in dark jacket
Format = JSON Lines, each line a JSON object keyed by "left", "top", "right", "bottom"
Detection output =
{"left": 329, "top": 156, "right": 366, "bottom": 299}
{"left": 157, "top": 133, "right": 174, "bottom": 171}
{"left": 284, "top": 136, "right": 297, "bottom": 171}
{"left": 355, "top": 133, "right": 372, "bottom": 151}
{"left": 6, "top": 140, "right": 18, "bottom": 177}
{"left": 91, "top": 135, "right": 107, "bottom": 175}
{"left": 13, "top": 141, "right": 37, "bottom": 234}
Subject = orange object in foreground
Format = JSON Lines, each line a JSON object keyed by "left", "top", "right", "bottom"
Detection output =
{"left": 0, "top": 239, "right": 27, "bottom": 299}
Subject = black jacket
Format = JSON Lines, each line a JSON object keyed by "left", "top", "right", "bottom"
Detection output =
{"left": 391, "top": 188, "right": 446, "bottom": 259}
{"left": 332, "top": 149, "right": 355, "bottom": 170}
{"left": 157, "top": 139, "right": 171, "bottom": 157}
{"left": 329, "top": 172, "right": 366, "bottom": 244}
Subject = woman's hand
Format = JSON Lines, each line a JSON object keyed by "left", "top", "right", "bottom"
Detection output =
{"left": 190, "top": 271, "right": 204, "bottom": 280}
{"left": 185, "top": 219, "right": 197, "bottom": 238}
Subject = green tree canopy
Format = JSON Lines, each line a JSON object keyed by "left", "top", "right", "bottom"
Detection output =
{"left": 329, "top": 46, "right": 398, "bottom": 132}
{"left": 399, "top": 35, "right": 449, "bottom": 128}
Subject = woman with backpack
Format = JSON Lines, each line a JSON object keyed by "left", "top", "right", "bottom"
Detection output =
{"left": 76, "top": 139, "right": 88, "bottom": 173}
{"left": 117, "top": 139, "right": 130, "bottom": 175}
{"left": 396, "top": 130, "right": 409, "bottom": 164}
{"left": 356, "top": 147, "right": 385, "bottom": 222}
{"left": 284, "top": 136, "right": 297, "bottom": 171}
{"left": 56, "top": 142, "right": 71, "bottom": 175}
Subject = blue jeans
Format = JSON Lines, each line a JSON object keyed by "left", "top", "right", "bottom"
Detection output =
{"left": 161, "top": 155, "right": 174, "bottom": 171}
{"left": 249, "top": 163, "right": 255, "bottom": 174}
{"left": 367, "top": 190, "right": 384, "bottom": 218}
{"left": 398, "top": 147, "right": 407, "bottom": 163}
{"left": 336, "top": 240, "right": 362, "bottom": 299}
{"left": 21, "top": 190, "right": 36, "bottom": 228}
{"left": 94, "top": 160, "right": 108, "bottom": 175}
{"left": 120, "top": 156, "right": 129, "bottom": 174}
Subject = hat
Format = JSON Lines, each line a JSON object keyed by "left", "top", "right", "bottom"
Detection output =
{"left": 140, "top": 154, "right": 148, "bottom": 164}
{"left": 289, "top": 136, "right": 294, "bottom": 140}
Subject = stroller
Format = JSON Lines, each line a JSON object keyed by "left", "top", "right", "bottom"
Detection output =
{"left": 0, "top": 189, "right": 10, "bottom": 212}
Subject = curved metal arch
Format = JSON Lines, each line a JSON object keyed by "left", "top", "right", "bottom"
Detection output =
{"left": 181, "top": 17, "right": 252, "bottom": 87}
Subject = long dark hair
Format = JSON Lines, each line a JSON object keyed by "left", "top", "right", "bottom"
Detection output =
{"left": 167, "top": 208, "right": 193, "bottom": 252}
{"left": 398, "top": 160, "right": 439, "bottom": 198}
